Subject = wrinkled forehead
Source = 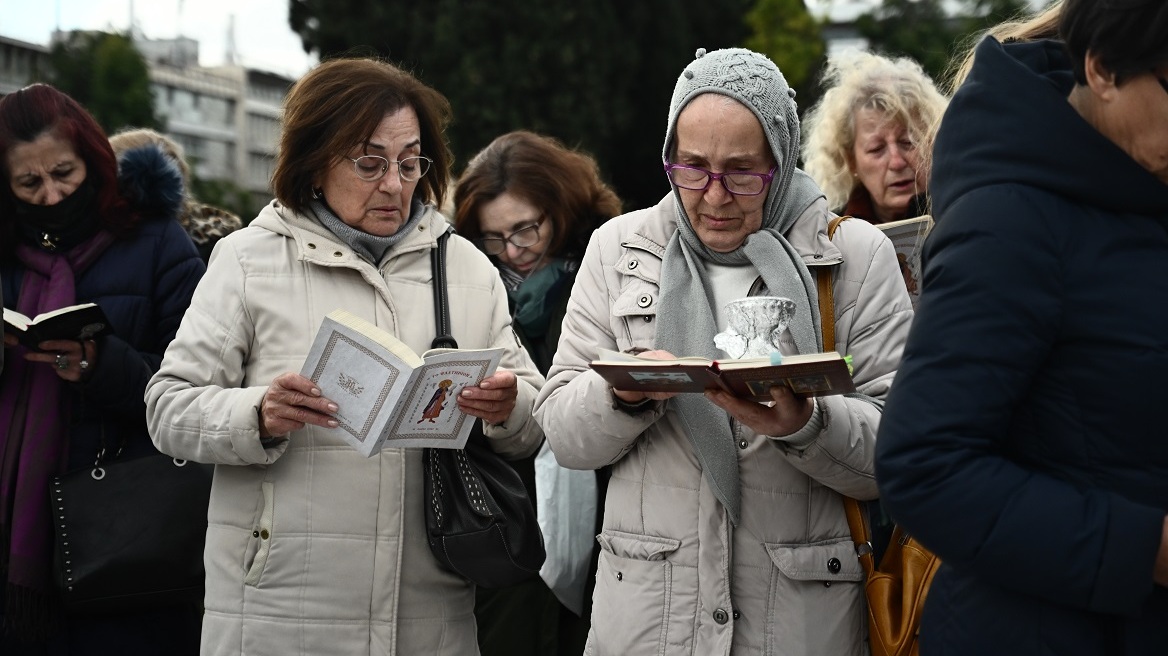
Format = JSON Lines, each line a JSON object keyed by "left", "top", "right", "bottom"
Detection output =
{"left": 672, "top": 93, "right": 772, "bottom": 161}
{"left": 667, "top": 91, "right": 772, "bottom": 156}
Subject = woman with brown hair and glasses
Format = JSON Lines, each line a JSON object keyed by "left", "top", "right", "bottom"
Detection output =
{"left": 146, "top": 59, "right": 544, "bottom": 655}
{"left": 454, "top": 130, "right": 620, "bottom": 656}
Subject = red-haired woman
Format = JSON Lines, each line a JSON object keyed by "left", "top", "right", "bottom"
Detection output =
{"left": 0, "top": 83, "right": 205, "bottom": 654}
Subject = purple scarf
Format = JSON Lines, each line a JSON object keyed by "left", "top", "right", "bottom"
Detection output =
{"left": 0, "top": 230, "right": 113, "bottom": 630}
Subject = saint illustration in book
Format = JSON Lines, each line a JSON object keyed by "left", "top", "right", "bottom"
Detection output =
{"left": 897, "top": 252, "right": 919, "bottom": 296}
{"left": 418, "top": 379, "right": 454, "bottom": 423}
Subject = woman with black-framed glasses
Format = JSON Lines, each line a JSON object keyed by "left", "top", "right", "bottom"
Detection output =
{"left": 454, "top": 130, "right": 621, "bottom": 656}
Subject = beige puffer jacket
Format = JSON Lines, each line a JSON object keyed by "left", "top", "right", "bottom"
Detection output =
{"left": 146, "top": 200, "right": 544, "bottom": 655}
{"left": 534, "top": 194, "right": 912, "bottom": 656}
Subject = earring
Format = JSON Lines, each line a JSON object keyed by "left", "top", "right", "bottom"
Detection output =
{"left": 311, "top": 187, "right": 323, "bottom": 199}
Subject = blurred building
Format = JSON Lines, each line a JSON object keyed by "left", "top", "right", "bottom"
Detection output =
{"left": 145, "top": 36, "right": 291, "bottom": 213}
{"left": 0, "top": 35, "right": 50, "bottom": 96}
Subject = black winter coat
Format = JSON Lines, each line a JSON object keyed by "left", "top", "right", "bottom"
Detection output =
{"left": 875, "top": 38, "right": 1168, "bottom": 655}
{"left": 0, "top": 145, "right": 205, "bottom": 655}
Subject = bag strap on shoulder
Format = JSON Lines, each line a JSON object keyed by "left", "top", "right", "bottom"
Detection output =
{"left": 430, "top": 227, "right": 458, "bottom": 350}
{"left": 815, "top": 215, "right": 850, "bottom": 355}
{"left": 815, "top": 216, "right": 876, "bottom": 572}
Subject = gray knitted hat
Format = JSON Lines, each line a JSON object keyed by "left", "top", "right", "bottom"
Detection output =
{"left": 662, "top": 47, "right": 802, "bottom": 232}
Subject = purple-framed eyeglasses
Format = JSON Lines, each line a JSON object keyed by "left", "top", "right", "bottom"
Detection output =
{"left": 663, "top": 160, "right": 777, "bottom": 196}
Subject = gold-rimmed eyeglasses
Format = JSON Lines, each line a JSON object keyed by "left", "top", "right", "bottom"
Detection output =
{"left": 475, "top": 216, "right": 546, "bottom": 256}
{"left": 346, "top": 155, "right": 433, "bottom": 182}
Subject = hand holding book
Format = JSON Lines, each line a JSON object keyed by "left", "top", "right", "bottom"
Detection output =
{"left": 704, "top": 382, "right": 814, "bottom": 438}
{"left": 257, "top": 371, "right": 342, "bottom": 439}
{"left": 609, "top": 349, "right": 685, "bottom": 405}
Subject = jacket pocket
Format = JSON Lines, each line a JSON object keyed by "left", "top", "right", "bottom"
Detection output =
{"left": 243, "top": 481, "right": 274, "bottom": 587}
{"left": 588, "top": 530, "right": 695, "bottom": 656}
{"left": 764, "top": 539, "right": 867, "bottom": 656}
{"left": 611, "top": 280, "right": 659, "bottom": 352}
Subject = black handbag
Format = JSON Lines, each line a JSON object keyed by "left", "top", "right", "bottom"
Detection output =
{"left": 422, "top": 228, "right": 546, "bottom": 588}
{"left": 50, "top": 437, "right": 213, "bottom": 613}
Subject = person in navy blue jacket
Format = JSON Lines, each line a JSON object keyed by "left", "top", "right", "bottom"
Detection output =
{"left": 875, "top": 1, "right": 1168, "bottom": 654}
{"left": 0, "top": 84, "right": 205, "bottom": 654}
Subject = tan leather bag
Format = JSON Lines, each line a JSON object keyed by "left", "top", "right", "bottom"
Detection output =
{"left": 817, "top": 215, "right": 942, "bottom": 656}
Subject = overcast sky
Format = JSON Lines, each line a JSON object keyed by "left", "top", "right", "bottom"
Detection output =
{"left": 0, "top": 0, "right": 318, "bottom": 78}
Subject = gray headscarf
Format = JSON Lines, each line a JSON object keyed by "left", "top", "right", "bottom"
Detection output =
{"left": 655, "top": 48, "right": 826, "bottom": 525}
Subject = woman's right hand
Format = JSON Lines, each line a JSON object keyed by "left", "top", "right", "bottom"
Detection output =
{"left": 611, "top": 349, "right": 681, "bottom": 403}
{"left": 259, "top": 372, "right": 339, "bottom": 438}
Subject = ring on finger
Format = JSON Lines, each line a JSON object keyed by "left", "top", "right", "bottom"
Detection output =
{"left": 55, "top": 353, "right": 69, "bottom": 370}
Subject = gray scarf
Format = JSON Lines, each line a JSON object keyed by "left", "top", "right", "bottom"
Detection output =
{"left": 311, "top": 197, "right": 426, "bottom": 264}
{"left": 655, "top": 48, "right": 826, "bottom": 525}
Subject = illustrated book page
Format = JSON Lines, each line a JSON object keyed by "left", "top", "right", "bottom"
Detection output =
{"left": 875, "top": 214, "right": 933, "bottom": 310}
{"left": 590, "top": 348, "right": 855, "bottom": 401}
{"left": 3, "top": 302, "right": 113, "bottom": 350}
{"left": 299, "top": 309, "right": 503, "bottom": 456}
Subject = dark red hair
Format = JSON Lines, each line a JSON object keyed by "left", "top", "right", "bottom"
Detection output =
{"left": 0, "top": 84, "right": 133, "bottom": 257}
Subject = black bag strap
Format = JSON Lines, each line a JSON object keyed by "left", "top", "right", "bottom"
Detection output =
{"left": 430, "top": 227, "right": 458, "bottom": 350}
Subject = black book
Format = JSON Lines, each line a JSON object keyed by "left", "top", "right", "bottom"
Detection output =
{"left": 3, "top": 303, "right": 113, "bottom": 350}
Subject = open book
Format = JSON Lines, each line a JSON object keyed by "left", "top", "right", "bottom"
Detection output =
{"left": 876, "top": 215, "right": 933, "bottom": 310}
{"left": 3, "top": 303, "right": 113, "bottom": 350}
{"left": 590, "top": 348, "right": 855, "bottom": 401}
{"left": 300, "top": 309, "right": 503, "bottom": 456}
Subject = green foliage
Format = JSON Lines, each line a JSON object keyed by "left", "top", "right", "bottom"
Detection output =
{"left": 855, "top": 0, "right": 1029, "bottom": 83}
{"left": 46, "top": 32, "right": 163, "bottom": 134}
{"left": 190, "top": 175, "right": 253, "bottom": 223}
{"left": 288, "top": 0, "right": 755, "bottom": 210}
{"left": 744, "top": 0, "right": 826, "bottom": 97}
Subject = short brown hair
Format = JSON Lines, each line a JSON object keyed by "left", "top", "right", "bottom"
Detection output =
{"left": 272, "top": 57, "right": 453, "bottom": 214}
{"left": 454, "top": 131, "right": 621, "bottom": 260}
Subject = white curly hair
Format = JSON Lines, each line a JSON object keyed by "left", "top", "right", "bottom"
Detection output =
{"left": 801, "top": 50, "right": 949, "bottom": 211}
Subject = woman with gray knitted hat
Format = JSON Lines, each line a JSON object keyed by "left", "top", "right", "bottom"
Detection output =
{"left": 534, "top": 48, "right": 912, "bottom": 655}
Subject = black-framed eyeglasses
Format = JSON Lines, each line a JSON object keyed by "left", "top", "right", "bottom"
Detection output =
{"left": 476, "top": 216, "right": 546, "bottom": 256}
{"left": 346, "top": 154, "right": 433, "bottom": 182}
{"left": 663, "top": 160, "right": 777, "bottom": 196}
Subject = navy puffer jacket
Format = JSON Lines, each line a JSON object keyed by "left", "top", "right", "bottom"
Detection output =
{"left": 876, "top": 38, "right": 1168, "bottom": 655}
{"left": 1, "top": 145, "right": 205, "bottom": 471}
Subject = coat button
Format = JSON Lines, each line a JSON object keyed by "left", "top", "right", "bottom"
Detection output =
{"left": 627, "top": 260, "right": 638, "bottom": 270}
{"left": 827, "top": 557, "right": 841, "bottom": 574}
{"left": 306, "top": 243, "right": 317, "bottom": 249}
{"left": 616, "top": 571, "right": 623, "bottom": 581}
{"left": 637, "top": 294, "right": 652, "bottom": 308}
{"left": 252, "top": 530, "right": 260, "bottom": 538}
{"left": 260, "top": 529, "right": 270, "bottom": 540}
{"left": 738, "top": 439, "right": 748, "bottom": 449}
{"left": 713, "top": 608, "right": 729, "bottom": 624}
{"left": 643, "top": 315, "right": 653, "bottom": 322}
{"left": 732, "top": 610, "right": 741, "bottom": 620}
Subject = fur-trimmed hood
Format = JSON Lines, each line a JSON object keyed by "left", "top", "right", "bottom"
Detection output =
{"left": 116, "top": 143, "right": 185, "bottom": 222}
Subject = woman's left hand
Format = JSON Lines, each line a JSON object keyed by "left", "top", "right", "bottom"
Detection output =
{"left": 26, "top": 339, "right": 96, "bottom": 383}
{"left": 458, "top": 368, "right": 519, "bottom": 426}
{"left": 705, "top": 385, "right": 814, "bottom": 437}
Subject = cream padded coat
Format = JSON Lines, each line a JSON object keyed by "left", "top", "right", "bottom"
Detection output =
{"left": 146, "top": 200, "right": 544, "bottom": 655}
{"left": 534, "top": 194, "right": 912, "bottom": 656}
